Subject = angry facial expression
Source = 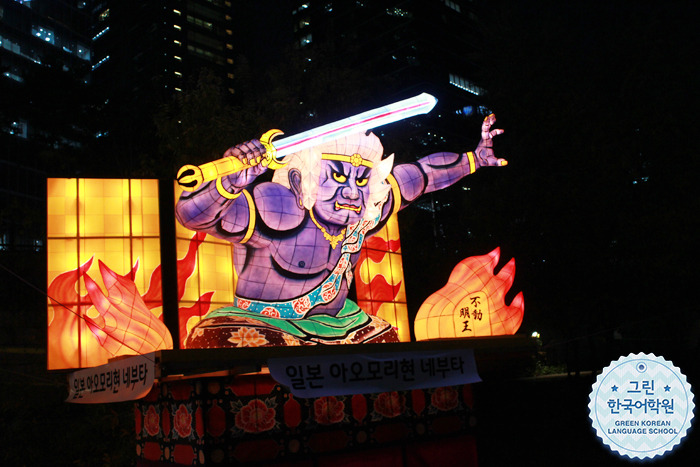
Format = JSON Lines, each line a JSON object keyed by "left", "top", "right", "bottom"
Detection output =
{"left": 314, "top": 158, "right": 371, "bottom": 227}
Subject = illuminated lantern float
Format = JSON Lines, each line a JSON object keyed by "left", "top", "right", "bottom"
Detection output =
{"left": 46, "top": 96, "right": 519, "bottom": 366}
{"left": 177, "top": 133, "right": 401, "bottom": 348}
{"left": 47, "top": 101, "right": 526, "bottom": 464}
{"left": 175, "top": 111, "right": 511, "bottom": 349}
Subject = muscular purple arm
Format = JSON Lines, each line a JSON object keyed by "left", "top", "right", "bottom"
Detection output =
{"left": 175, "top": 179, "right": 252, "bottom": 242}
{"left": 389, "top": 113, "right": 506, "bottom": 209}
{"left": 175, "top": 140, "right": 272, "bottom": 244}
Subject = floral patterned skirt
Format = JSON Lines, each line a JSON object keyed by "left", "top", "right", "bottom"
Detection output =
{"left": 184, "top": 300, "right": 400, "bottom": 348}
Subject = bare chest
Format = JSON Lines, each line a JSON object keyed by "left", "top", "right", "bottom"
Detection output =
{"left": 270, "top": 224, "right": 349, "bottom": 276}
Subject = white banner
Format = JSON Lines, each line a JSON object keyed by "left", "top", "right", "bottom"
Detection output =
{"left": 66, "top": 353, "right": 155, "bottom": 403}
{"left": 268, "top": 348, "right": 480, "bottom": 398}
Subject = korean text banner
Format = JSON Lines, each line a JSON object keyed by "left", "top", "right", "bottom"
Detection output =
{"left": 268, "top": 348, "right": 480, "bottom": 398}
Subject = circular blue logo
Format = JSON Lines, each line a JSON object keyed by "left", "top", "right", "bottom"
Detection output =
{"left": 589, "top": 353, "right": 695, "bottom": 460}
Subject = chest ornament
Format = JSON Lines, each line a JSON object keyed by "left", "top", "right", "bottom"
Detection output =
{"left": 309, "top": 209, "right": 346, "bottom": 249}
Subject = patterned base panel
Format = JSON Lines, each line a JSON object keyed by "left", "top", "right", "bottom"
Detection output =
{"left": 134, "top": 373, "right": 477, "bottom": 465}
{"left": 184, "top": 314, "right": 399, "bottom": 348}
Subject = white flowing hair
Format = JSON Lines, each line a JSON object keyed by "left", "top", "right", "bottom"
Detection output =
{"left": 272, "top": 132, "right": 394, "bottom": 221}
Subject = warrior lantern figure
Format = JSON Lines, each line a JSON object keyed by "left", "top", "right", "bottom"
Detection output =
{"left": 176, "top": 114, "right": 506, "bottom": 347}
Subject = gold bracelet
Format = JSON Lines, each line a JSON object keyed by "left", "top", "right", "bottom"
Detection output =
{"left": 466, "top": 151, "right": 477, "bottom": 174}
{"left": 240, "top": 190, "right": 256, "bottom": 244}
{"left": 216, "top": 177, "right": 243, "bottom": 199}
{"left": 386, "top": 174, "right": 402, "bottom": 217}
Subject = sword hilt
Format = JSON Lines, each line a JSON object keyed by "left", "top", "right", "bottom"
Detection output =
{"left": 259, "top": 129, "right": 287, "bottom": 170}
{"left": 176, "top": 129, "right": 287, "bottom": 192}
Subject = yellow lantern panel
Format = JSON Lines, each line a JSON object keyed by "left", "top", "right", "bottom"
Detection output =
{"left": 46, "top": 179, "right": 171, "bottom": 370}
{"left": 354, "top": 214, "right": 409, "bottom": 342}
{"left": 173, "top": 182, "right": 238, "bottom": 345}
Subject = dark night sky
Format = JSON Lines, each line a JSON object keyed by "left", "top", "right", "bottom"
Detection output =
{"left": 397, "top": 0, "right": 700, "bottom": 370}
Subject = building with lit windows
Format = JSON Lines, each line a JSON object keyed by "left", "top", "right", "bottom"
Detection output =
{"left": 0, "top": 0, "right": 92, "bottom": 251}
{"left": 85, "top": 0, "right": 237, "bottom": 178}
{"left": 284, "top": 0, "right": 491, "bottom": 143}
{"left": 0, "top": 1, "right": 92, "bottom": 86}
{"left": 89, "top": 0, "right": 236, "bottom": 100}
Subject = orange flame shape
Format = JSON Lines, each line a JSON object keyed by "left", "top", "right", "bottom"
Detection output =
{"left": 47, "top": 256, "right": 173, "bottom": 369}
{"left": 173, "top": 232, "right": 215, "bottom": 344}
{"left": 47, "top": 257, "right": 95, "bottom": 369}
{"left": 414, "top": 247, "right": 524, "bottom": 339}
{"left": 47, "top": 232, "right": 213, "bottom": 368}
{"left": 83, "top": 260, "right": 173, "bottom": 356}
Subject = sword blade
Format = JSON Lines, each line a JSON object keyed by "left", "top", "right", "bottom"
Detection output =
{"left": 177, "top": 93, "right": 438, "bottom": 192}
{"left": 273, "top": 93, "right": 437, "bottom": 158}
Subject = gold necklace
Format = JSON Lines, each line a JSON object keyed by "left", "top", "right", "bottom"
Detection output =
{"left": 309, "top": 209, "right": 345, "bottom": 249}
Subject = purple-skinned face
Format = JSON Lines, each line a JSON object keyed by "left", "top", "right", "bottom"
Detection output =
{"left": 314, "top": 158, "right": 372, "bottom": 227}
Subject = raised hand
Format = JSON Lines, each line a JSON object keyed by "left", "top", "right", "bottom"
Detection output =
{"left": 475, "top": 114, "right": 507, "bottom": 168}
{"left": 176, "top": 138, "right": 269, "bottom": 192}
{"left": 222, "top": 139, "right": 268, "bottom": 188}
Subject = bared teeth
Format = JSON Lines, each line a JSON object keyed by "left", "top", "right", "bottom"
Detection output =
{"left": 334, "top": 202, "right": 361, "bottom": 212}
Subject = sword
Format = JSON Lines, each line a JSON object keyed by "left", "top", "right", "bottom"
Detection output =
{"left": 176, "top": 93, "right": 437, "bottom": 191}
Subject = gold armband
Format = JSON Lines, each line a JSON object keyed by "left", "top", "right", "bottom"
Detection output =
{"left": 240, "top": 190, "right": 256, "bottom": 244}
{"left": 216, "top": 177, "right": 244, "bottom": 199}
{"left": 386, "top": 174, "right": 402, "bottom": 217}
{"left": 466, "top": 151, "right": 477, "bottom": 174}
